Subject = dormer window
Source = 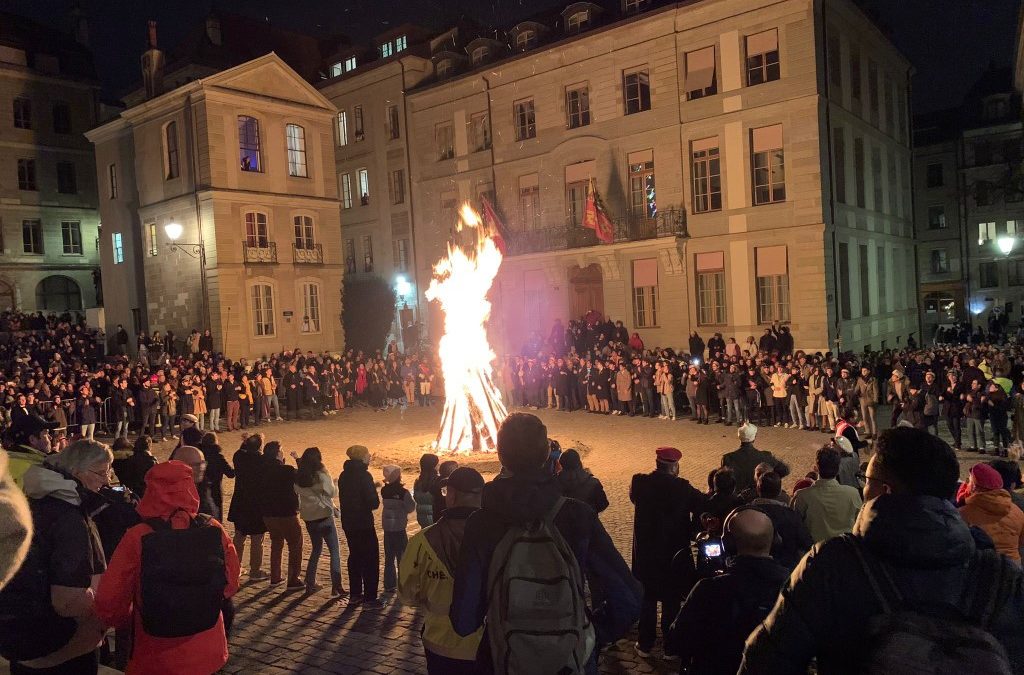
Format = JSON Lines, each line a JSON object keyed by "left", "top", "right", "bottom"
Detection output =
{"left": 567, "top": 11, "right": 590, "bottom": 33}
{"left": 329, "top": 62, "right": 342, "bottom": 77}
{"left": 516, "top": 30, "right": 537, "bottom": 51}
{"left": 381, "top": 41, "right": 394, "bottom": 58}
{"left": 395, "top": 35, "right": 408, "bottom": 52}
{"left": 624, "top": 0, "right": 649, "bottom": 13}
{"left": 471, "top": 46, "right": 489, "bottom": 65}
{"left": 344, "top": 56, "right": 357, "bottom": 72}
{"left": 437, "top": 59, "right": 453, "bottom": 79}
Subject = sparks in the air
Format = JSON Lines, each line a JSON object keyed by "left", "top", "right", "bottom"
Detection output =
{"left": 425, "top": 203, "right": 508, "bottom": 454}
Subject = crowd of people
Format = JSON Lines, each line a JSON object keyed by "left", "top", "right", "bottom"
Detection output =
{"left": 3, "top": 309, "right": 1024, "bottom": 674}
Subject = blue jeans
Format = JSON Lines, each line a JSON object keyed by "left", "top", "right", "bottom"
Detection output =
{"left": 727, "top": 398, "right": 744, "bottom": 424}
{"left": 383, "top": 530, "right": 408, "bottom": 591}
{"left": 304, "top": 516, "right": 341, "bottom": 590}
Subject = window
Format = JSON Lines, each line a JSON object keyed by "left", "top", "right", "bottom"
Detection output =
{"left": 330, "top": 62, "right": 342, "bottom": 77}
{"left": 877, "top": 245, "right": 887, "bottom": 312}
{"left": 390, "top": 169, "right": 405, "bottom": 204}
{"left": 519, "top": 174, "right": 540, "bottom": 230}
{"left": 685, "top": 46, "right": 717, "bottom": 100}
{"left": 868, "top": 60, "right": 879, "bottom": 124}
{"left": 238, "top": 116, "right": 261, "bottom": 171}
{"left": 52, "top": 102, "right": 71, "bottom": 134}
{"left": 301, "top": 283, "right": 321, "bottom": 333}
{"left": 514, "top": 99, "right": 536, "bottom": 141}
{"left": 695, "top": 252, "right": 726, "bottom": 325}
{"left": 827, "top": 34, "right": 842, "bottom": 95}
{"left": 112, "top": 232, "right": 124, "bottom": 264}
{"left": 286, "top": 124, "right": 308, "bottom": 177}
{"left": 833, "top": 127, "right": 846, "bottom": 203}
{"left": 632, "top": 258, "right": 659, "bottom": 327}
{"left": 928, "top": 205, "right": 946, "bottom": 229}
{"left": 1004, "top": 137, "right": 1022, "bottom": 164}
{"left": 974, "top": 141, "right": 992, "bottom": 166}
{"left": 516, "top": 30, "right": 537, "bottom": 51}
{"left": 756, "top": 245, "right": 790, "bottom": 323}
{"left": 357, "top": 168, "right": 369, "bottom": 205}
{"left": 979, "top": 261, "right": 999, "bottom": 288}
{"left": 838, "top": 242, "right": 851, "bottom": 320}
{"left": 341, "top": 173, "right": 353, "bottom": 209}
{"left": 337, "top": 111, "right": 348, "bottom": 146}
{"left": 294, "top": 215, "right": 314, "bottom": 249}
{"left": 566, "top": 84, "right": 590, "bottom": 129}
{"left": 436, "top": 59, "right": 453, "bottom": 79}
{"left": 244, "top": 212, "right": 269, "bottom": 248}
{"left": 436, "top": 122, "right": 454, "bottom": 160}
{"left": 362, "top": 234, "right": 374, "bottom": 273}
{"left": 926, "top": 162, "right": 943, "bottom": 187}
{"left": 1009, "top": 260, "right": 1024, "bottom": 286}
{"left": 56, "top": 162, "right": 77, "bottom": 194}
{"left": 395, "top": 35, "right": 408, "bottom": 52}
{"left": 691, "top": 137, "right": 721, "bottom": 213}
{"left": 470, "top": 112, "right": 491, "bottom": 151}
{"left": 566, "top": 180, "right": 589, "bottom": 226}
{"left": 354, "top": 105, "right": 364, "bottom": 141}
{"left": 17, "top": 158, "right": 36, "bottom": 191}
{"left": 751, "top": 124, "right": 785, "bottom": 205}
{"left": 344, "top": 56, "right": 357, "bottom": 71}
{"left": 147, "top": 223, "right": 158, "bottom": 256}
{"left": 386, "top": 105, "right": 400, "bottom": 139}
{"left": 381, "top": 41, "right": 393, "bottom": 58}
{"left": 871, "top": 147, "right": 883, "bottom": 211}
{"left": 629, "top": 153, "right": 656, "bottom": 219}
{"left": 567, "top": 11, "right": 589, "bottom": 33}
{"left": 976, "top": 180, "right": 992, "bottom": 206}
{"left": 978, "top": 221, "right": 996, "bottom": 245}
{"left": 745, "top": 29, "right": 780, "bottom": 86}
{"left": 22, "top": 219, "right": 42, "bottom": 254}
{"left": 393, "top": 238, "right": 409, "bottom": 272}
{"left": 624, "top": 0, "right": 649, "bottom": 13}
{"left": 624, "top": 69, "right": 651, "bottom": 114}
{"left": 849, "top": 43, "right": 861, "bottom": 103}
{"left": 60, "top": 221, "right": 81, "bottom": 255}
{"left": 13, "top": 98, "right": 30, "bottom": 129}
{"left": 854, "top": 137, "right": 866, "bottom": 207}
{"left": 165, "top": 120, "right": 180, "bottom": 179}
{"left": 344, "top": 238, "right": 356, "bottom": 274}
{"left": 471, "top": 46, "right": 489, "bottom": 65}
{"left": 859, "top": 244, "right": 870, "bottom": 316}
{"left": 108, "top": 163, "right": 118, "bottom": 199}
{"left": 929, "top": 249, "right": 949, "bottom": 274}
{"left": 251, "top": 284, "right": 275, "bottom": 336}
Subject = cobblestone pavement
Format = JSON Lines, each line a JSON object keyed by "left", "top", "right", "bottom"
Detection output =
{"left": 144, "top": 404, "right": 976, "bottom": 674}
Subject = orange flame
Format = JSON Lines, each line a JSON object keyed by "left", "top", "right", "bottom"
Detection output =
{"left": 426, "top": 203, "right": 508, "bottom": 454}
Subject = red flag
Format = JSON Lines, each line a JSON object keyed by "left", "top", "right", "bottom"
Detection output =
{"left": 582, "top": 179, "right": 614, "bottom": 243}
{"left": 480, "top": 196, "right": 508, "bottom": 254}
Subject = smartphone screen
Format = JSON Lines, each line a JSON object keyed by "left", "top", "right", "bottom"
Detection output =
{"left": 703, "top": 542, "right": 722, "bottom": 558}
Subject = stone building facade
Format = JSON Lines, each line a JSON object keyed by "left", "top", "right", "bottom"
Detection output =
{"left": 0, "top": 12, "right": 101, "bottom": 313}
{"left": 87, "top": 54, "right": 344, "bottom": 358}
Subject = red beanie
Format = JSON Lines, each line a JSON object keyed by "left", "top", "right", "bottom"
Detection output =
{"left": 971, "top": 463, "right": 1005, "bottom": 491}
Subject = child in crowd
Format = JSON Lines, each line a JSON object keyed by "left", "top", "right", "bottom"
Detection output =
{"left": 381, "top": 464, "right": 415, "bottom": 592}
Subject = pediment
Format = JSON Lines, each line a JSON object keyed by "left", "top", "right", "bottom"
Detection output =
{"left": 203, "top": 53, "right": 333, "bottom": 111}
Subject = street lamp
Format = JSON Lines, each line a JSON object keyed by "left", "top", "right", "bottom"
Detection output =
{"left": 997, "top": 235, "right": 1016, "bottom": 256}
{"left": 163, "top": 221, "right": 209, "bottom": 332}
{"left": 395, "top": 274, "right": 412, "bottom": 298}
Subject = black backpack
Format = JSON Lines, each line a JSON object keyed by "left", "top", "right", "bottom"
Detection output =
{"left": 140, "top": 513, "right": 227, "bottom": 638}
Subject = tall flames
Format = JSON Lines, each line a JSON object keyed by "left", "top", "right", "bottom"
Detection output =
{"left": 426, "top": 203, "right": 508, "bottom": 454}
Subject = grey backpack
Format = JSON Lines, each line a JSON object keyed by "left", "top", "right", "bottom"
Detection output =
{"left": 486, "top": 496, "right": 595, "bottom": 674}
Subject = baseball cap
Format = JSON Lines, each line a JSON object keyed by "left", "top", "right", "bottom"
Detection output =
{"left": 441, "top": 467, "right": 484, "bottom": 493}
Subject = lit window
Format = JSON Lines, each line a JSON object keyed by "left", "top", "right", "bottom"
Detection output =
{"left": 245, "top": 212, "right": 270, "bottom": 248}
{"left": 624, "top": 69, "right": 651, "bottom": 114}
{"left": 395, "top": 35, "right": 407, "bottom": 52}
{"left": 286, "top": 124, "right": 308, "bottom": 177}
{"left": 344, "top": 56, "right": 357, "bottom": 71}
{"left": 516, "top": 30, "right": 537, "bottom": 51}
{"left": 381, "top": 41, "right": 393, "bottom": 58}
{"left": 112, "top": 232, "right": 124, "bottom": 264}
{"left": 238, "top": 116, "right": 261, "bottom": 171}
{"left": 341, "top": 173, "right": 353, "bottom": 209}
{"left": 294, "top": 215, "right": 315, "bottom": 249}
{"left": 251, "top": 284, "right": 275, "bottom": 336}
{"left": 358, "top": 168, "right": 369, "bottom": 205}
{"left": 165, "top": 121, "right": 179, "bottom": 179}
{"left": 514, "top": 99, "right": 536, "bottom": 141}
{"left": 147, "top": 223, "right": 158, "bottom": 256}
{"left": 301, "top": 283, "right": 321, "bottom": 333}
{"left": 393, "top": 238, "right": 409, "bottom": 272}
{"left": 362, "top": 234, "right": 374, "bottom": 273}
{"left": 337, "top": 111, "right": 348, "bottom": 146}
{"left": 354, "top": 105, "right": 364, "bottom": 141}
{"left": 628, "top": 156, "right": 656, "bottom": 220}
{"left": 330, "top": 62, "right": 342, "bottom": 77}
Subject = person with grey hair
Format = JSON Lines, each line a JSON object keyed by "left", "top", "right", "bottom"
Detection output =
{"left": 0, "top": 450, "right": 31, "bottom": 590}
{"left": 0, "top": 439, "right": 113, "bottom": 673}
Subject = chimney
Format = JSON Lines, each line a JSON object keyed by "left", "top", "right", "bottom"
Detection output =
{"left": 69, "top": 3, "right": 89, "bottom": 47}
{"left": 205, "top": 15, "right": 222, "bottom": 47}
{"left": 140, "top": 20, "right": 165, "bottom": 100}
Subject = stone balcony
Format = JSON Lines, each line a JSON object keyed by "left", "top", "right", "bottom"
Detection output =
{"left": 506, "top": 208, "right": 687, "bottom": 256}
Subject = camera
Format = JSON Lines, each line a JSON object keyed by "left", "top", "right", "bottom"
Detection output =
{"left": 701, "top": 541, "right": 723, "bottom": 558}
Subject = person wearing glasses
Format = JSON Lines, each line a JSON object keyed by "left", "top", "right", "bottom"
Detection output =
{"left": 0, "top": 439, "right": 113, "bottom": 674}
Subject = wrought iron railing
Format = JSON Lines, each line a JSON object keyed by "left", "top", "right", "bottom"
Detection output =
{"left": 243, "top": 241, "right": 277, "bottom": 263}
{"left": 293, "top": 243, "right": 323, "bottom": 264}
{"left": 506, "top": 208, "right": 687, "bottom": 256}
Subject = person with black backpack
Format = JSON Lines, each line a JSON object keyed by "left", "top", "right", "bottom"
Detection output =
{"left": 450, "top": 413, "right": 642, "bottom": 674}
{"left": 95, "top": 460, "right": 240, "bottom": 675}
{"left": 741, "top": 427, "right": 1024, "bottom": 675}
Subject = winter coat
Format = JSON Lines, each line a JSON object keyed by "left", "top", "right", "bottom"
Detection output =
{"left": 112, "top": 450, "right": 156, "bottom": 497}
{"left": 414, "top": 473, "right": 441, "bottom": 528}
{"left": 721, "top": 443, "right": 790, "bottom": 495}
{"left": 227, "top": 450, "right": 266, "bottom": 535}
{"left": 959, "top": 489, "right": 1024, "bottom": 562}
{"left": 338, "top": 459, "right": 379, "bottom": 531}
{"left": 749, "top": 498, "right": 814, "bottom": 571}
{"left": 791, "top": 478, "right": 863, "bottom": 543}
{"left": 95, "top": 461, "right": 240, "bottom": 675}
{"left": 629, "top": 469, "right": 705, "bottom": 592}
{"left": 381, "top": 482, "right": 416, "bottom": 533}
{"left": 294, "top": 470, "right": 337, "bottom": 522}
{"left": 557, "top": 468, "right": 610, "bottom": 513}
{"left": 615, "top": 369, "right": 633, "bottom": 402}
{"left": 259, "top": 461, "right": 298, "bottom": 518}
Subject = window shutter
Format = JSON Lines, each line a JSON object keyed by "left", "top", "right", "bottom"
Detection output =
{"left": 692, "top": 136, "right": 719, "bottom": 152}
{"left": 756, "top": 245, "right": 788, "bottom": 276}
{"left": 627, "top": 149, "right": 654, "bottom": 165}
{"left": 632, "top": 258, "right": 658, "bottom": 287}
{"left": 685, "top": 47, "right": 716, "bottom": 91}
{"left": 564, "top": 160, "right": 596, "bottom": 184}
{"left": 746, "top": 29, "right": 778, "bottom": 55}
{"left": 696, "top": 251, "right": 725, "bottom": 271}
{"left": 752, "top": 124, "right": 784, "bottom": 152}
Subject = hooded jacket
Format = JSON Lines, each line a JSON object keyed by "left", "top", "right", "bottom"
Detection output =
{"left": 95, "top": 461, "right": 240, "bottom": 675}
{"left": 960, "top": 489, "right": 1024, "bottom": 562}
{"left": 6, "top": 443, "right": 50, "bottom": 489}
{"left": 338, "top": 458, "right": 379, "bottom": 531}
{"left": 740, "top": 494, "right": 1024, "bottom": 674}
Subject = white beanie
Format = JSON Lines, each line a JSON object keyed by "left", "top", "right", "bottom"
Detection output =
{"left": 738, "top": 422, "right": 758, "bottom": 443}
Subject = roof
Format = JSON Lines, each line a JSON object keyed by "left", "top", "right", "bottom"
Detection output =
{"left": 913, "top": 107, "right": 961, "bottom": 146}
{"left": 0, "top": 9, "right": 96, "bottom": 81}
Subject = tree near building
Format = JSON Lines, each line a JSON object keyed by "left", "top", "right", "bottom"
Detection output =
{"left": 341, "top": 276, "right": 396, "bottom": 352}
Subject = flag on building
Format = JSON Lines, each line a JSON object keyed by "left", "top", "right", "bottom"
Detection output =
{"left": 480, "top": 195, "right": 508, "bottom": 254}
{"left": 583, "top": 178, "right": 614, "bottom": 243}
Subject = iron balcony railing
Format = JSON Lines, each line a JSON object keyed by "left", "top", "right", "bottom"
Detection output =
{"left": 506, "top": 208, "right": 687, "bottom": 256}
{"left": 243, "top": 241, "right": 277, "bottom": 263}
{"left": 293, "top": 243, "right": 324, "bottom": 264}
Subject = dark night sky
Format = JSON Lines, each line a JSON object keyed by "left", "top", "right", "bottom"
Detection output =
{"left": 3, "top": 0, "right": 1021, "bottom": 112}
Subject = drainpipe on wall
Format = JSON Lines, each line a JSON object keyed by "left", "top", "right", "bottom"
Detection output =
{"left": 185, "top": 93, "right": 212, "bottom": 339}
{"left": 398, "top": 59, "right": 425, "bottom": 349}
{"left": 821, "top": 1, "right": 842, "bottom": 350}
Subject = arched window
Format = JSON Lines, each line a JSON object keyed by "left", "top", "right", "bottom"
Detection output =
{"left": 286, "top": 124, "right": 307, "bottom": 177}
{"left": 35, "top": 275, "right": 81, "bottom": 311}
{"left": 567, "top": 11, "right": 589, "bottom": 33}
{"left": 164, "top": 121, "right": 179, "bottom": 179}
{"left": 238, "top": 115, "right": 262, "bottom": 172}
{"left": 516, "top": 30, "right": 537, "bottom": 51}
{"left": 436, "top": 59, "right": 453, "bottom": 79}
{"left": 471, "top": 46, "right": 489, "bottom": 65}
{"left": 250, "top": 283, "right": 275, "bottom": 336}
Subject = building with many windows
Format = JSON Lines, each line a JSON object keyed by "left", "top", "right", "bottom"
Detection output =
{"left": 0, "top": 11, "right": 101, "bottom": 312}
{"left": 87, "top": 52, "right": 344, "bottom": 357}
{"left": 396, "top": 0, "right": 916, "bottom": 353}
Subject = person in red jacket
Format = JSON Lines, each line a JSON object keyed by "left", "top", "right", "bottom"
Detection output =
{"left": 95, "top": 461, "right": 240, "bottom": 675}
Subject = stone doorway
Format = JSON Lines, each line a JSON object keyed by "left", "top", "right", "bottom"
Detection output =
{"left": 568, "top": 263, "right": 604, "bottom": 320}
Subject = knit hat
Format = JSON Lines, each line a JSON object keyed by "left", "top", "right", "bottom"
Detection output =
{"left": 971, "top": 463, "right": 1005, "bottom": 491}
{"left": 347, "top": 445, "right": 371, "bottom": 464}
{"left": 738, "top": 422, "right": 758, "bottom": 443}
{"left": 382, "top": 464, "right": 401, "bottom": 483}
